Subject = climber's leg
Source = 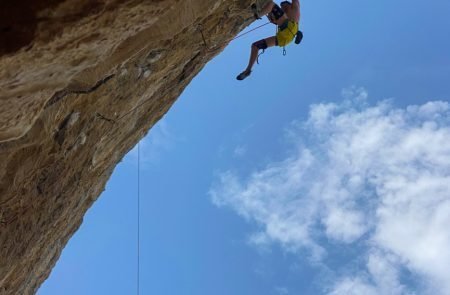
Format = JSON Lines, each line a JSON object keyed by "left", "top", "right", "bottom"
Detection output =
{"left": 236, "top": 36, "right": 277, "bottom": 81}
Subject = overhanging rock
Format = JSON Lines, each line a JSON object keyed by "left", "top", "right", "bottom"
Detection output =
{"left": 0, "top": 0, "right": 255, "bottom": 293}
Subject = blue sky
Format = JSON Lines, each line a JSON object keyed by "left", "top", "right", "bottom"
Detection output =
{"left": 39, "top": 0, "right": 450, "bottom": 294}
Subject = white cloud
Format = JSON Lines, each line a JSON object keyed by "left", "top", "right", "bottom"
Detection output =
{"left": 274, "top": 286, "right": 290, "bottom": 295}
{"left": 329, "top": 277, "right": 378, "bottom": 295}
{"left": 209, "top": 88, "right": 450, "bottom": 294}
{"left": 233, "top": 145, "right": 247, "bottom": 157}
{"left": 127, "top": 120, "right": 176, "bottom": 168}
{"left": 330, "top": 250, "right": 408, "bottom": 295}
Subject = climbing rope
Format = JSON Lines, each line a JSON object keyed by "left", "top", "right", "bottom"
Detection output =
{"left": 197, "top": 21, "right": 271, "bottom": 51}
{"left": 229, "top": 21, "right": 271, "bottom": 42}
{"left": 94, "top": 21, "right": 274, "bottom": 136}
{"left": 81, "top": 17, "right": 278, "bottom": 295}
{"left": 196, "top": 24, "right": 209, "bottom": 48}
{"left": 137, "top": 142, "right": 140, "bottom": 295}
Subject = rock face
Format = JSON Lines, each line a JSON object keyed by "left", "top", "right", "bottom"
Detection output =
{"left": 0, "top": 0, "right": 255, "bottom": 293}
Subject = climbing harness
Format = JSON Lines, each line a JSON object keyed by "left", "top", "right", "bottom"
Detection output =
{"left": 276, "top": 20, "right": 302, "bottom": 57}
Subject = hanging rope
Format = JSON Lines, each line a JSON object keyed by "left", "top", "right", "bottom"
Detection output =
{"left": 197, "top": 21, "right": 271, "bottom": 51}
{"left": 137, "top": 141, "right": 141, "bottom": 295}
{"left": 229, "top": 21, "right": 271, "bottom": 42}
{"left": 30, "top": 10, "right": 298, "bottom": 295}
{"left": 88, "top": 18, "right": 276, "bottom": 295}
{"left": 91, "top": 21, "right": 274, "bottom": 140}
{"left": 196, "top": 25, "right": 208, "bottom": 48}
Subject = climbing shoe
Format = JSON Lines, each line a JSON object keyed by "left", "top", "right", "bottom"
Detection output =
{"left": 251, "top": 4, "right": 261, "bottom": 20}
{"left": 236, "top": 70, "right": 252, "bottom": 81}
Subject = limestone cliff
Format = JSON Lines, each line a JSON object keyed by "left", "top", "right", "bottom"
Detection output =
{"left": 0, "top": 0, "right": 255, "bottom": 293}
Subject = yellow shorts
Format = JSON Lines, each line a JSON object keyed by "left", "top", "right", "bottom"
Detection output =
{"left": 276, "top": 21, "right": 299, "bottom": 47}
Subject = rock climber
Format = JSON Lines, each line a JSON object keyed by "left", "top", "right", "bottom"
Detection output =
{"left": 236, "top": 0, "right": 303, "bottom": 80}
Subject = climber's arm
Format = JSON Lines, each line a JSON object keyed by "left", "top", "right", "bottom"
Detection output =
{"left": 292, "top": 0, "right": 301, "bottom": 22}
